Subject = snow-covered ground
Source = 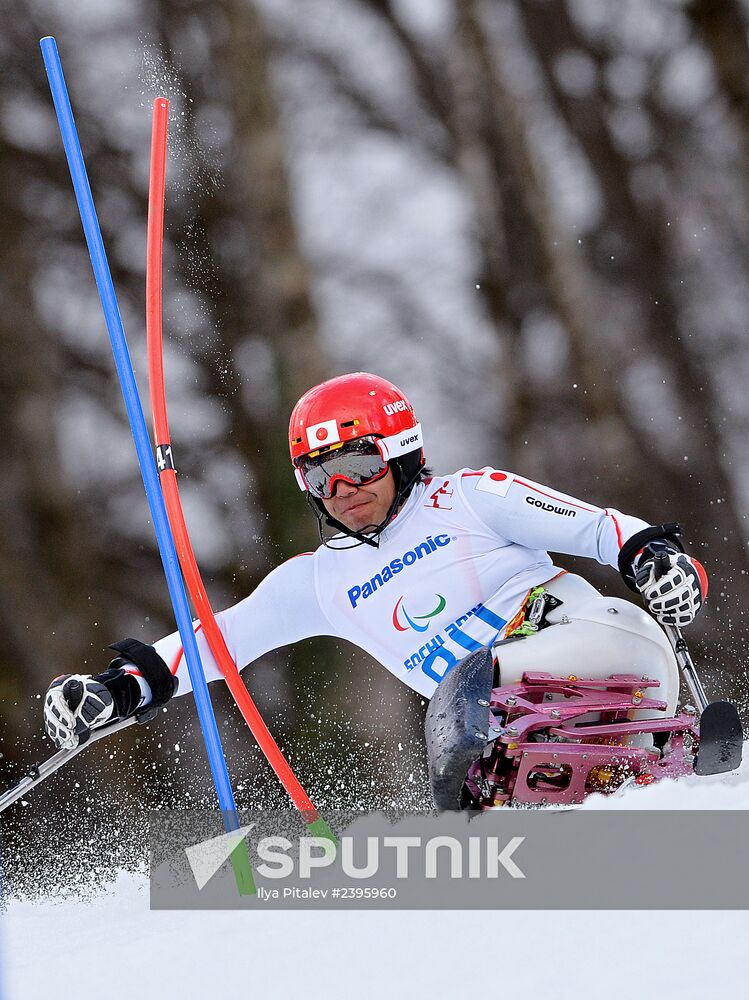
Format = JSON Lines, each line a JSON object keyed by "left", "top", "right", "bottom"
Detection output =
{"left": 5, "top": 874, "right": 746, "bottom": 1000}
{"left": 4, "top": 745, "right": 749, "bottom": 1000}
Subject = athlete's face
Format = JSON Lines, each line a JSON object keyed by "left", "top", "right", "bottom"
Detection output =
{"left": 321, "top": 468, "right": 397, "bottom": 532}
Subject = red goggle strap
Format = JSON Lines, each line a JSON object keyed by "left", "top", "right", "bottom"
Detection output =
{"left": 294, "top": 459, "right": 387, "bottom": 496}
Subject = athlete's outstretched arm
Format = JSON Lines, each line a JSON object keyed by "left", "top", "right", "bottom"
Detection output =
{"left": 457, "top": 468, "right": 650, "bottom": 568}
{"left": 43, "top": 553, "right": 335, "bottom": 748}
{"left": 151, "top": 553, "right": 333, "bottom": 697}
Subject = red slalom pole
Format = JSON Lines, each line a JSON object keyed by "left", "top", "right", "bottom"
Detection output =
{"left": 146, "top": 98, "right": 331, "bottom": 837}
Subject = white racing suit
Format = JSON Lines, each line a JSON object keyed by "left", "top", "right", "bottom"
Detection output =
{"left": 145, "top": 468, "right": 679, "bottom": 714}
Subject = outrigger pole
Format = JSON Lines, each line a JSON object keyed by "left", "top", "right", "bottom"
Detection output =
{"left": 662, "top": 624, "right": 742, "bottom": 775}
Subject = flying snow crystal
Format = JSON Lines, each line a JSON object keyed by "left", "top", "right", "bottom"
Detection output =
{"left": 138, "top": 41, "right": 222, "bottom": 197}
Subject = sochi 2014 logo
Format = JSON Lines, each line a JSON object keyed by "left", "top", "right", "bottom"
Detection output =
{"left": 392, "top": 594, "right": 446, "bottom": 633}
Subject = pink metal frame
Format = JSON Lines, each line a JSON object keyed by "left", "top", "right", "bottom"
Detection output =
{"left": 466, "top": 672, "right": 699, "bottom": 807}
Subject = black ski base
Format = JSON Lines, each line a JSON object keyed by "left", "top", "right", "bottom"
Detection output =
{"left": 695, "top": 701, "right": 744, "bottom": 775}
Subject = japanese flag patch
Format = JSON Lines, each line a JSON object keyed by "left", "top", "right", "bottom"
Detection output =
{"left": 306, "top": 419, "right": 340, "bottom": 449}
{"left": 476, "top": 470, "right": 514, "bottom": 497}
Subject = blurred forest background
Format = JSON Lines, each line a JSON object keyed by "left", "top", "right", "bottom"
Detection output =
{"left": 3, "top": 0, "right": 749, "bottom": 853}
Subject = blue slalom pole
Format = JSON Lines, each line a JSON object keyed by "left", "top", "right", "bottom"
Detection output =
{"left": 39, "top": 37, "right": 240, "bottom": 834}
{"left": 0, "top": 835, "right": 5, "bottom": 999}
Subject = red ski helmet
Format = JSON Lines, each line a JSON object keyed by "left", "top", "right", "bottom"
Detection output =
{"left": 289, "top": 372, "right": 425, "bottom": 497}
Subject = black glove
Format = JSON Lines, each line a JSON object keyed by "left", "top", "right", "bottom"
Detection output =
{"left": 634, "top": 542, "right": 708, "bottom": 627}
{"left": 44, "top": 666, "right": 141, "bottom": 750}
{"left": 43, "top": 640, "right": 176, "bottom": 749}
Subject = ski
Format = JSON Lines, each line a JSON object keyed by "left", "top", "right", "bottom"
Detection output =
{"left": 694, "top": 701, "right": 744, "bottom": 775}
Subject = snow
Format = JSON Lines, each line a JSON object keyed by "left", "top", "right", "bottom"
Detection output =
{"left": 3, "top": 745, "right": 749, "bottom": 999}
{"left": 4, "top": 877, "right": 744, "bottom": 999}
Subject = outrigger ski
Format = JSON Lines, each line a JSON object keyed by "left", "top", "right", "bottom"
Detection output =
{"left": 695, "top": 701, "right": 744, "bottom": 775}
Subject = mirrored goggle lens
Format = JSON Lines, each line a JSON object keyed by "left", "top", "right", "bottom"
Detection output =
{"left": 300, "top": 450, "right": 388, "bottom": 499}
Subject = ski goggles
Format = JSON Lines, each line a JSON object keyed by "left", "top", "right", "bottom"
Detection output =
{"left": 294, "top": 426, "right": 423, "bottom": 498}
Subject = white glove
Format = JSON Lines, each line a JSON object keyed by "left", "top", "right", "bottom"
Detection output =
{"left": 635, "top": 548, "right": 708, "bottom": 627}
{"left": 44, "top": 674, "right": 115, "bottom": 750}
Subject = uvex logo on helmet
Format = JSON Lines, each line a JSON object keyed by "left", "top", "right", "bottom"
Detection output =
{"left": 383, "top": 400, "right": 409, "bottom": 416}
